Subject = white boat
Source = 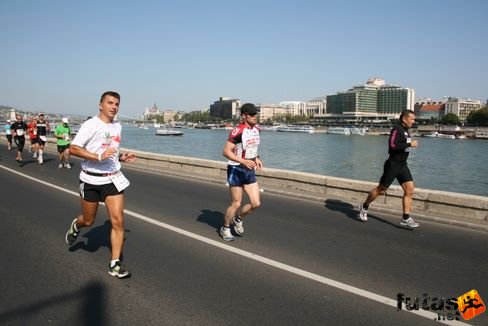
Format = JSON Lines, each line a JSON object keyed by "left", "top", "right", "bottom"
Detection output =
{"left": 475, "top": 130, "right": 488, "bottom": 139}
{"left": 258, "top": 125, "right": 279, "bottom": 132}
{"left": 349, "top": 127, "right": 367, "bottom": 135}
{"left": 155, "top": 129, "right": 184, "bottom": 136}
{"left": 276, "top": 125, "right": 315, "bottom": 133}
{"left": 422, "top": 132, "right": 438, "bottom": 138}
{"left": 437, "top": 133, "right": 455, "bottom": 139}
{"left": 327, "top": 127, "right": 351, "bottom": 135}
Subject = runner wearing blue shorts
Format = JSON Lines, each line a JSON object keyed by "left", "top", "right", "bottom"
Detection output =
{"left": 220, "top": 103, "right": 263, "bottom": 241}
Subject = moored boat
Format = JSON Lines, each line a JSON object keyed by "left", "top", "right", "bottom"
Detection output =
{"left": 475, "top": 130, "right": 488, "bottom": 139}
{"left": 437, "top": 133, "right": 455, "bottom": 139}
{"left": 349, "top": 127, "right": 367, "bottom": 135}
{"left": 155, "top": 129, "right": 184, "bottom": 136}
{"left": 276, "top": 125, "right": 315, "bottom": 133}
{"left": 327, "top": 127, "right": 351, "bottom": 135}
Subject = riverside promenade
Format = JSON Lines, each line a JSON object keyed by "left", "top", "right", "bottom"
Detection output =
{"left": 0, "top": 143, "right": 487, "bottom": 325}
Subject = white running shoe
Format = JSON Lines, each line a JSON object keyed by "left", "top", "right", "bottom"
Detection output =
{"left": 65, "top": 163, "right": 72, "bottom": 169}
{"left": 38, "top": 155, "right": 43, "bottom": 165}
{"left": 358, "top": 203, "right": 368, "bottom": 222}
{"left": 219, "top": 226, "right": 235, "bottom": 241}
{"left": 58, "top": 163, "right": 63, "bottom": 169}
{"left": 232, "top": 215, "right": 244, "bottom": 236}
{"left": 400, "top": 217, "right": 420, "bottom": 229}
{"left": 33, "top": 152, "right": 37, "bottom": 159}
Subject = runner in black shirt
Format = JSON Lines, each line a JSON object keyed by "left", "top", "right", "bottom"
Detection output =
{"left": 358, "top": 110, "right": 420, "bottom": 228}
{"left": 36, "top": 113, "right": 50, "bottom": 165}
{"left": 10, "top": 113, "right": 28, "bottom": 167}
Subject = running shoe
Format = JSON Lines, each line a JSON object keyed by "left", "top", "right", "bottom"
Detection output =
{"left": 108, "top": 261, "right": 131, "bottom": 279}
{"left": 65, "top": 218, "right": 79, "bottom": 246}
{"left": 38, "top": 155, "right": 43, "bottom": 165}
{"left": 19, "top": 160, "right": 24, "bottom": 167}
{"left": 58, "top": 163, "right": 63, "bottom": 169}
{"left": 65, "top": 163, "right": 72, "bottom": 169}
{"left": 358, "top": 203, "right": 368, "bottom": 222}
{"left": 33, "top": 153, "right": 37, "bottom": 159}
{"left": 232, "top": 215, "right": 244, "bottom": 236}
{"left": 219, "top": 226, "right": 235, "bottom": 241}
{"left": 400, "top": 217, "right": 420, "bottom": 229}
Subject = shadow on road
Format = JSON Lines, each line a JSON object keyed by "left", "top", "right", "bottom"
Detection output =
{"left": 196, "top": 209, "right": 224, "bottom": 231}
{"left": 324, "top": 199, "right": 406, "bottom": 229}
{"left": 0, "top": 281, "right": 107, "bottom": 325}
{"left": 69, "top": 220, "right": 112, "bottom": 253}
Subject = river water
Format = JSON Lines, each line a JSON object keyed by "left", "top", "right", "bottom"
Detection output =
{"left": 121, "top": 125, "right": 488, "bottom": 197}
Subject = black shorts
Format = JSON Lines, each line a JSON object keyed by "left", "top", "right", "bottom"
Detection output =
{"left": 379, "top": 159, "right": 413, "bottom": 188}
{"left": 6, "top": 135, "right": 12, "bottom": 142}
{"left": 37, "top": 136, "right": 46, "bottom": 146}
{"left": 14, "top": 137, "right": 25, "bottom": 151}
{"left": 30, "top": 137, "right": 39, "bottom": 144}
{"left": 79, "top": 181, "right": 124, "bottom": 202}
{"left": 57, "top": 144, "right": 70, "bottom": 153}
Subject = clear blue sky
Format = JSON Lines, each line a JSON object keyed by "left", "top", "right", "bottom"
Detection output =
{"left": 1, "top": 0, "right": 487, "bottom": 118}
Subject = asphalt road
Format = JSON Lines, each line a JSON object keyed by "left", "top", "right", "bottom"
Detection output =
{"left": 0, "top": 145, "right": 486, "bottom": 325}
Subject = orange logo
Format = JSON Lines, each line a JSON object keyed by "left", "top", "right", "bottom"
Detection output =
{"left": 457, "top": 289, "right": 485, "bottom": 320}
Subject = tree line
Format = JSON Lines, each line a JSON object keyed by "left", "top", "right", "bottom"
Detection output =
{"left": 149, "top": 106, "right": 488, "bottom": 127}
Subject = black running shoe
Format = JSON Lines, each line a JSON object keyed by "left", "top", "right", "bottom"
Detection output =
{"left": 108, "top": 261, "right": 131, "bottom": 279}
{"left": 65, "top": 218, "right": 79, "bottom": 246}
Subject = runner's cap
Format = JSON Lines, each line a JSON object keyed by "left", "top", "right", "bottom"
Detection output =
{"left": 240, "top": 103, "right": 258, "bottom": 115}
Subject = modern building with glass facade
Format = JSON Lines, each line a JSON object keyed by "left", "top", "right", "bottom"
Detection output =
{"left": 326, "top": 78, "right": 415, "bottom": 122}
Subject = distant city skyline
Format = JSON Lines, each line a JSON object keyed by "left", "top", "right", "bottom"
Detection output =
{"left": 1, "top": 0, "right": 487, "bottom": 118}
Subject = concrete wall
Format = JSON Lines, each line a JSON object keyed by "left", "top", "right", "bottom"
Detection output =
{"left": 119, "top": 148, "right": 487, "bottom": 226}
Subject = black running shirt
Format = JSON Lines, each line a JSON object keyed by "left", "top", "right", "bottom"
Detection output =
{"left": 388, "top": 124, "right": 412, "bottom": 161}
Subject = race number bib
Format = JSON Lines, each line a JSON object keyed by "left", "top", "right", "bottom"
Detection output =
{"left": 109, "top": 171, "right": 130, "bottom": 192}
{"left": 16, "top": 129, "right": 24, "bottom": 136}
{"left": 40, "top": 135, "right": 47, "bottom": 141}
{"left": 244, "top": 146, "right": 258, "bottom": 159}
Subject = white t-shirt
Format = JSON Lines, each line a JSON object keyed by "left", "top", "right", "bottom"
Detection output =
{"left": 72, "top": 116, "right": 122, "bottom": 185}
{"left": 226, "top": 124, "right": 260, "bottom": 166}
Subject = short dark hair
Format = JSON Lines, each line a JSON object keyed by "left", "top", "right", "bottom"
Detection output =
{"left": 399, "top": 110, "right": 414, "bottom": 122}
{"left": 100, "top": 91, "right": 120, "bottom": 103}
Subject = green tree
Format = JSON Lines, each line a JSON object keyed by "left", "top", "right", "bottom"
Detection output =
{"left": 466, "top": 107, "right": 488, "bottom": 126}
{"left": 180, "top": 111, "right": 212, "bottom": 123}
{"left": 441, "top": 113, "right": 460, "bottom": 125}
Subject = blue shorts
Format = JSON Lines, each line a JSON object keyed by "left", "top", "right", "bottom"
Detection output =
{"left": 227, "top": 165, "right": 257, "bottom": 187}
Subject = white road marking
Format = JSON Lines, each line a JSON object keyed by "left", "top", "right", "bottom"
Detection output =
{"left": 0, "top": 164, "right": 469, "bottom": 325}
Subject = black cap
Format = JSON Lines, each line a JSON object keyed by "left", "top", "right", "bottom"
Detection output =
{"left": 240, "top": 103, "right": 257, "bottom": 115}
